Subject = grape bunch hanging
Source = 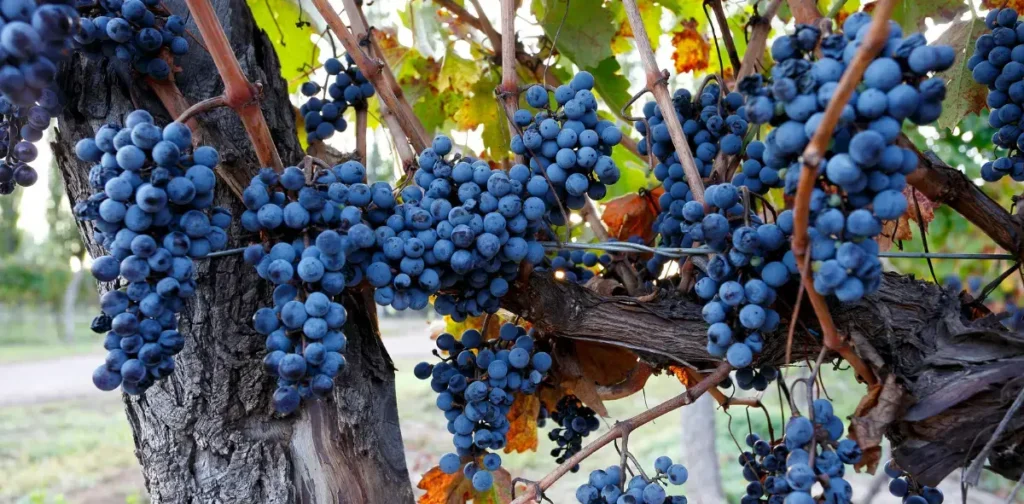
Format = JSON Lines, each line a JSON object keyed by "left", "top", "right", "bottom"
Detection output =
{"left": 547, "top": 394, "right": 599, "bottom": 471}
{"left": 414, "top": 135, "right": 549, "bottom": 320}
{"left": 0, "top": 0, "right": 80, "bottom": 195}
{"left": 415, "top": 324, "right": 552, "bottom": 491}
{"left": 74, "top": 0, "right": 189, "bottom": 79}
{"left": 739, "top": 13, "right": 953, "bottom": 302}
{"left": 735, "top": 398, "right": 863, "bottom": 504}
{"left": 74, "top": 110, "right": 229, "bottom": 394}
{"left": 299, "top": 55, "right": 375, "bottom": 143}
{"left": 241, "top": 161, "right": 386, "bottom": 413}
{"left": 883, "top": 458, "right": 945, "bottom": 504}
{"left": 511, "top": 71, "right": 623, "bottom": 224}
{"left": 574, "top": 457, "right": 689, "bottom": 504}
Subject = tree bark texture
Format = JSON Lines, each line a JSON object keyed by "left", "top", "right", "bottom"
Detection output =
{"left": 502, "top": 271, "right": 1024, "bottom": 486}
{"left": 51, "top": 0, "right": 415, "bottom": 501}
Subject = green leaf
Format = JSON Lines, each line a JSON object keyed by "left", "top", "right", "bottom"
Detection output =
{"left": 607, "top": 2, "right": 664, "bottom": 55}
{"left": 437, "top": 50, "right": 481, "bottom": 94}
{"left": 454, "top": 71, "right": 509, "bottom": 159}
{"left": 531, "top": 0, "right": 616, "bottom": 69}
{"left": 659, "top": 0, "right": 709, "bottom": 26}
{"left": 246, "top": 0, "right": 320, "bottom": 94}
{"left": 934, "top": 17, "right": 989, "bottom": 132}
{"left": 407, "top": 0, "right": 446, "bottom": 59}
{"left": 587, "top": 57, "right": 632, "bottom": 119}
{"left": 891, "top": 0, "right": 968, "bottom": 32}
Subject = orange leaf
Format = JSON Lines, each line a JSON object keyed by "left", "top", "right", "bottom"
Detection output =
{"left": 668, "top": 365, "right": 696, "bottom": 387}
{"left": 876, "top": 187, "right": 939, "bottom": 252}
{"left": 417, "top": 466, "right": 472, "bottom": 504}
{"left": 504, "top": 394, "right": 541, "bottom": 454}
{"left": 601, "top": 191, "right": 662, "bottom": 242}
{"left": 671, "top": 20, "right": 710, "bottom": 74}
{"left": 983, "top": 0, "right": 1024, "bottom": 10}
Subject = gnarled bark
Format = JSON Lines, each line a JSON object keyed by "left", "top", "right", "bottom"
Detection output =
{"left": 51, "top": 0, "right": 414, "bottom": 501}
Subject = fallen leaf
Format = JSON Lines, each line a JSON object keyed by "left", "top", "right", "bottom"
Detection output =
{"left": 849, "top": 374, "right": 907, "bottom": 474}
{"left": 504, "top": 395, "right": 541, "bottom": 454}
{"left": 671, "top": 19, "right": 710, "bottom": 75}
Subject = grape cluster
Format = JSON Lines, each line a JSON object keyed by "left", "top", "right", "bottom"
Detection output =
{"left": 740, "top": 13, "right": 952, "bottom": 302}
{"left": 510, "top": 72, "right": 623, "bottom": 224}
{"left": 735, "top": 399, "right": 862, "bottom": 504}
{"left": 0, "top": 92, "right": 62, "bottom": 195}
{"left": 970, "top": 8, "right": 1024, "bottom": 182}
{"left": 675, "top": 184, "right": 788, "bottom": 369}
{"left": 574, "top": 457, "right": 689, "bottom": 504}
{"left": 415, "top": 324, "right": 551, "bottom": 491}
{"left": 645, "top": 85, "right": 750, "bottom": 274}
{"left": 240, "top": 162, "right": 388, "bottom": 412}
{"left": 638, "top": 82, "right": 747, "bottom": 165}
{"left": 414, "top": 135, "right": 548, "bottom": 320}
{"left": 548, "top": 394, "right": 600, "bottom": 471}
{"left": 0, "top": 0, "right": 80, "bottom": 195}
{"left": 299, "top": 54, "right": 375, "bottom": 143}
{"left": 73, "top": 110, "right": 228, "bottom": 394}
{"left": 535, "top": 249, "right": 610, "bottom": 284}
{"left": 882, "top": 458, "right": 945, "bottom": 504}
{"left": 733, "top": 364, "right": 779, "bottom": 392}
{"left": 74, "top": 0, "right": 189, "bottom": 79}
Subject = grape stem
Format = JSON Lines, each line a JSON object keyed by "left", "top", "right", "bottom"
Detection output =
{"left": 356, "top": 107, "right": 368, "bottom": 164}
{"left": 312, "top": 0, "right": 428, "bottom": 153}
{"left": 182, "top": 0, "right": 283, "bottom": 172}
{"left": 340, "top": 0, "right": 430, "bottom": 148}
{"left": 508, "top": 362, "right": 732, "bottom": 504}
{"left": 791, "top": 0, "right": 896, "bottom": 388}
{"left": 378, "top": 101, "right": 415, "bottom": 169}
{"left": 175, "top": 95, "right": 229, "bottom": 124}
{"left": 706, "top": 0, "right": 741, "bottom": 72}
{"left": 498, "top": 0, "right": 523, "bottom": 165}
{"left": 735, "top": 0, "right": 784, "bottom": 81}
{"left": 621, "top": 0, "right": 706, "bottom": 206}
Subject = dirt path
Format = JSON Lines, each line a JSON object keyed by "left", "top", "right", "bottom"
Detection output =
{"left": 0, "top": 318, "right": 437, "bottom": 407}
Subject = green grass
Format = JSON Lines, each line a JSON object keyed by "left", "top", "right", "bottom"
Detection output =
{"left": 0, "top": 311, "right": 103, "bottom": 364}
{"left": 0, "top": 396, "right": 146, "bottom": 504}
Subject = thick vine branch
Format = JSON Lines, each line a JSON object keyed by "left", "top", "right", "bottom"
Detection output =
{"left": 356, "top": 107, "right": 367, "bottom": 163}
{"left": 379, "top": 102, "right": 415, "bottom": 169}
{"left": 313, "top": 0, "right": 428, "bottom": 153}
{"left": 622, "top": 0, "right": 705, "bottom": 204}
{"left": 509, "top": 362, "right": 732, "bottom": 504}
{"left": 182, "top": 0, "right": 283, "bottom": 171}
{"left": 792, "top": 0, "right": 897, "bottom": 386}
{"left": 735, "top": 0, "right": 783, "bottom": 81}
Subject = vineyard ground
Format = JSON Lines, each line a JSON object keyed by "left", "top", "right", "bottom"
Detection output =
{"left": 0, "top": 321, "right": 1016, "bottom": 503}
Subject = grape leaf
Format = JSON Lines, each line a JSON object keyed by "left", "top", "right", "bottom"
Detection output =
{"left": 551, "top": 340, "right": 608, "bottom": 416}
{"left": 983, "top": 0, "right": 1024, "bottom": 10}
{"left": 246, "top": 0, "right": 319, "bottom": 94}
{"left": 934, "top": 17, "right": 988, "bottom": 132}
{"left": 503, "top": 394, "right": 540, "bottom": 454}
{"left": 417, "top": 466, "right": 471, "bottom": 504}
{"left": 531, "top": 0, "right": 616, "bottom": 69}
{"left": 403, "top": 0, "right": 446, "bottom": 59}
{"left": 659, "top": 0, "right": 709, "bottom": 27}
{"left": 671, "top": 19, "right": 711, "bottom": 75}
{"left": 601, "top": 190, "right": 661, "bottom": 242}
{"left": 588, "top": 57, "right": 632, "bottom": 121}
{"left": 608, "top": 1, "right": 662, "bottom": 55}
{"left": 891, "top": 0, "right": 968, "bottom": 31}
{"left": 574, "top": 340, "right": 639, "bottom": 387}
{"left": 437, "top": 49, "right": 481, "bottom": 94}
{"left": 453, "top": 72, "right": 510, "bottom": 160}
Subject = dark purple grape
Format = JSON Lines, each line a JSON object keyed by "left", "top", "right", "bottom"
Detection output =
{"left": 13, "top": 163, "right": 36, "bottom": 187}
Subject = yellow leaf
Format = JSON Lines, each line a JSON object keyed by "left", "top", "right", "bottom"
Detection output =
{"left": 671, "top": 19, "right": 710, "bottom": 75}
{"left": 504, "top": 395, "right": 540, "bottom": 454}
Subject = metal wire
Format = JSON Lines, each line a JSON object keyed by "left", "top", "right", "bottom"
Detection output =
{"left": 203, "top": 243, "right": 1017, "bottom": 261}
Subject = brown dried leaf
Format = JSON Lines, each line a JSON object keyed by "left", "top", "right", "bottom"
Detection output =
{"left": 671, "top": 19, "right": 710, "bottom": 75}
{"left": 876, "top": 188, "right": 939, "bottom": 252}
{"left": 552, "top": 341, "right": 608, "bottom": 416}
{"left": 849, "top": 374, "right": 907, "bottom": 474}
{"left": 601, "top": 190, "right": 662, "bottom": 243}
{"left": 575, "top": 341, "right": 639, "bottom": 387}
{"left": 504, "top": 395, "right": 540, "bottom": 454}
